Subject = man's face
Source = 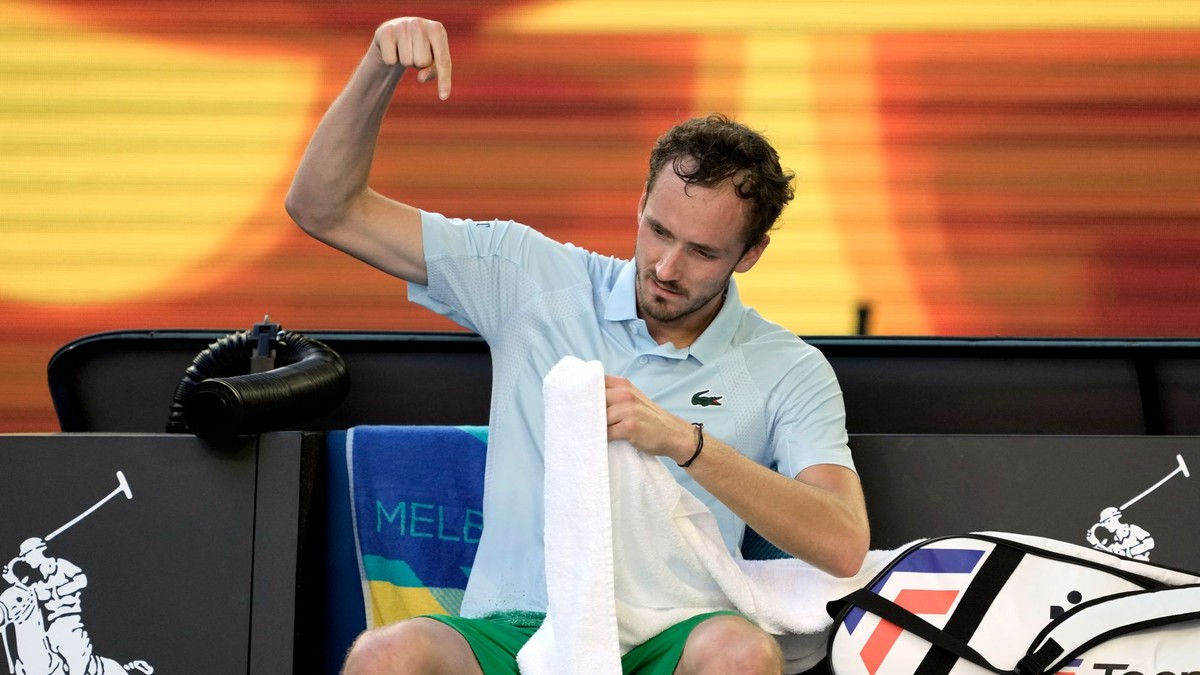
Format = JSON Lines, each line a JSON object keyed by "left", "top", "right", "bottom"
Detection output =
{"left": 634, "top": 169, "right": 767, "bottom": 337}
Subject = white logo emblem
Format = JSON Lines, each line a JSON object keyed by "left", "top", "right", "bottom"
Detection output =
{"left": 1085, "top": 454, "right": 1190, "bottom": 561}
{"left": 1, "top": 471, "right": 153, "bottom": 675}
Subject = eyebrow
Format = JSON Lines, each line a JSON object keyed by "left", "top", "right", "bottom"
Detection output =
{"left": 644, "top": 215, "right": 729, "bottom": 258}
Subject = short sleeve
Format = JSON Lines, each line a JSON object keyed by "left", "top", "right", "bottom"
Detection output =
{"left": 407, "top": 210, "right": 585, "bottom": 339}
{"left": 767, "top": 345, "right": 855, "bottom": 480}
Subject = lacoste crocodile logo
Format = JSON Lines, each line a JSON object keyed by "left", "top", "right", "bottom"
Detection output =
{"left": 691, "top": 390, "right": 723, "bottom": 407}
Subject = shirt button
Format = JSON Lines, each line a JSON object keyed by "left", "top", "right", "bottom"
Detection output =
{"left": 628, "top": 324, "right": 638, "bottom": 334}
{"left": 638, "top": 356, "right": 649, "bottom": 365}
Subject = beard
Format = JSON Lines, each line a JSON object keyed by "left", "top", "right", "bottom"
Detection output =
{"left": 635, "top": 265, "right": 727, "bottom": 325}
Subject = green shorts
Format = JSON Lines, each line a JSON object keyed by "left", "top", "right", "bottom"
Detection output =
{"left": 424, "top": 609, "right": 742, "bottom": 675}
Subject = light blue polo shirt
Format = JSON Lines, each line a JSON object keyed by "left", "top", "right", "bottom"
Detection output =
{"left": 409, "top": 211, "right": 853, "bottom": 618}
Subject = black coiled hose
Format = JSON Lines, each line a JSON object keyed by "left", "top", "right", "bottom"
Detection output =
{"left": 166, "top": 329, "right": 349, "bottom": 442}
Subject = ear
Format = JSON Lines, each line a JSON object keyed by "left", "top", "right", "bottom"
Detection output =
{"left": 734, "top": 234, "right": 769, "bottom": 273}
{"left": 637, "top": 190, "right": 648, "bottom": 220}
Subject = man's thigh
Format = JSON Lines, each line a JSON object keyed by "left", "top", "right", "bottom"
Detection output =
{"left": 424, "top": 614, "right": 540, "bottom": 675}
{"left": 621, "top": 610, "right": 743, "bottom": 675}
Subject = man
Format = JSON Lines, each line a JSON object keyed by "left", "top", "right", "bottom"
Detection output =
{"left": 287, "top": 17, "right": 869, "bottom": 675}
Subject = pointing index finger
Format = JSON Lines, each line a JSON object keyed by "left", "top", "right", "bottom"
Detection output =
{"left": 427, "top": 21, "right": 452, "bottom": 100}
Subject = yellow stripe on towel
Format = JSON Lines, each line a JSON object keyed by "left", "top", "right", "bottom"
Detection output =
{"left": 367, "top": 581, "right": 449, "bottom": 626}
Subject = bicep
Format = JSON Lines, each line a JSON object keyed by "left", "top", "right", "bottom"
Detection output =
{"left": 794, "top": 463, "right": 867, "bottom": 515}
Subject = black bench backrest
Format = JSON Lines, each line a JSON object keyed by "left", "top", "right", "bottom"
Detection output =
{"left": 48, "top": 330, "right": 1200, "bottom": 435}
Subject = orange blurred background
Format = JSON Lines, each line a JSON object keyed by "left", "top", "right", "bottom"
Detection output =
{"left": 3, "top": 0, "right": 1200, "bottom": 432}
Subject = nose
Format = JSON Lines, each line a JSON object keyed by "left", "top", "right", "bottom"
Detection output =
{"left": 656, "top": 246, "right": 683, "bottom": 281}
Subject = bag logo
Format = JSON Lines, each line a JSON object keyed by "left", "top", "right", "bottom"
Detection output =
{"left": 844, "top": 547, "right": 984, "bottom": 675}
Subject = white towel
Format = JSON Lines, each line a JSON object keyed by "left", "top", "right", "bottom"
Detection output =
{"left": 518, "top": 356, "right": 905, "bottom": 674}
{"left": 519, "top": 355, "right": 622, "bottom": 674}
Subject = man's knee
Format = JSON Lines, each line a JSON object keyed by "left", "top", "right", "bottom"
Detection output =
{"left": 343, "top": 617, "right": 472, "bottom": 675}
{"left": 679, "top": 614, "right": 783, "bottom": 675}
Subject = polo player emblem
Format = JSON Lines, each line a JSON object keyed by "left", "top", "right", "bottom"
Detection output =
{"left": 1, "top": 471, "right": 153, "bottom": 674}
{"left": 1084, "top": 454, "right": 1190, "bottom": 561}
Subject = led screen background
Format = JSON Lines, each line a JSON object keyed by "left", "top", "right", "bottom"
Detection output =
{"left": 2, "top": 1, "right": 1199, "bottom": 432}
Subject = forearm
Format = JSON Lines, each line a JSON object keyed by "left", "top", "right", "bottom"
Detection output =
{"left": 605, "top": 374, "right": 870, "bottom": 576}
{"left": 670, "top": 424, "right": 870, "bottom": 577}
{"left": 286, "top": 47, "right": 403, "bottom": 233}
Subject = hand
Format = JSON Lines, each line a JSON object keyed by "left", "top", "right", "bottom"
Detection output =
{"left": 604, "top": 375, "right": 694, "bottom": 464}
{"left": 373, "top": 17, "right": 452, "bottom": 100}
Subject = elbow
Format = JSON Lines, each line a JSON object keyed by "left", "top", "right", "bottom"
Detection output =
{"left": 829, "top": 543, "right": 869, "bottom": 579}
{"left": 285, "top": 185, "right": 331, "bottom": 238}
{"left": 827, "top": 526, "right": 871, "bottom": 579}
{"left": 287, "top": 184, "right": 368, "bottom": 244}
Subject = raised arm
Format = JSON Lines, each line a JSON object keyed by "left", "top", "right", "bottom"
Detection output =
{"left": 285, "top": 17, "right": 452, "bottom": 285}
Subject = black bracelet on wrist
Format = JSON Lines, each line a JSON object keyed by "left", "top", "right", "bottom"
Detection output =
{"left": 678, "top": 422, "right": 705, "bottom": 468}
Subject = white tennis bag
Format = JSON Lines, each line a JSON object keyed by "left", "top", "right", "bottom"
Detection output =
{"left": 826, "top": 533, "right": 1200, "bottom": 675}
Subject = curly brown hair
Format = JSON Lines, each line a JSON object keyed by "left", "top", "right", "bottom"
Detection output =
{"left": 645, "top": 113, "right": 796, "bottom": 251}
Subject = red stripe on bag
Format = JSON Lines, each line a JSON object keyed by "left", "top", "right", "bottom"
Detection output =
{"left": 859, "top": 589, "right": 958, "bottom": 674}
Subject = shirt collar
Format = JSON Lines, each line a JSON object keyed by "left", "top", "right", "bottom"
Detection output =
{"left": 605, "top": 262, "right": 640, "bottom": 322}
{"left": 605, "top": 260, "right": 743, "bottom": 365}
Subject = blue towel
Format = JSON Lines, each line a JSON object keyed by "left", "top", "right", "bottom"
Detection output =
{"left": 347, "top": 425, "right": 487, "bottom": 627}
